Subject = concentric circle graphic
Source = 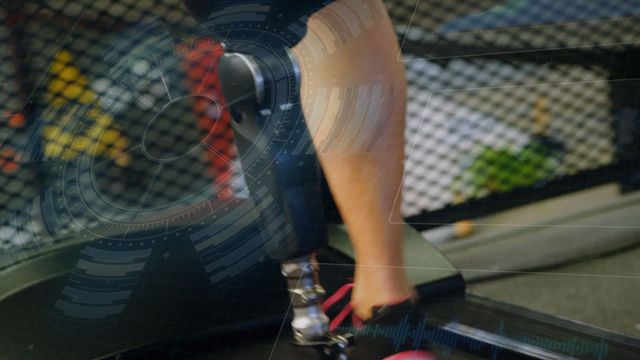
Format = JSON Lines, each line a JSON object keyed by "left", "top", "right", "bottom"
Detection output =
{"left": 19, "top": 1, "right": 387, "bottom": 321}
{"left": 45, "top": 4, "right": 320, "bottom": 321}
{"left": 43, "top": 7, "right": 316, "bottom": 237}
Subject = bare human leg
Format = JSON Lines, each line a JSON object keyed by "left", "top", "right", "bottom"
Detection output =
{"left": 292, "top": 0, "right": 412, "bottom": 320}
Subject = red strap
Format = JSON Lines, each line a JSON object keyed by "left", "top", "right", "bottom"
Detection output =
{"left": 322, "top": 283, "right": 353, "bottom": 313}
{"left": 322, "top": 283, "right": 354, "bottom": 332}
{"left": 329, "top": 302, "right": 353, "bottom": 332}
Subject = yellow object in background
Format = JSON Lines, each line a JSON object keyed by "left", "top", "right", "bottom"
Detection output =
{"left": 46, "top": 49, "right": 96, "bottom": 106}
{"left": 423, "top": 220, "right": 476, "bottom": 245}
{"left": 41, "top": 49, "right": 131, "bottom": 167}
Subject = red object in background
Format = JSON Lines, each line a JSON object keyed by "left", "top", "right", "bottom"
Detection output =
{"left": 179, "top": 39, "right": 237, "bottom": 198}
{"left": 8, "top": 112, "right": 26, "bottom": 128}
{"left": 0, "top": 147, "right": 21, "bottom": 173}
{"left": 1, "top": 112, "right": 26, "bottom": 173}
{"left": 1, "top": 111, "right": 26, "bottom": 129}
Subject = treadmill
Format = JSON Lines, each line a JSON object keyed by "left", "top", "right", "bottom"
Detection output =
{"left": 1, "top": 215, "right": 639, "bottom": 359}
{"left": 1, "top": 1, "right": 640, "bottom": 359}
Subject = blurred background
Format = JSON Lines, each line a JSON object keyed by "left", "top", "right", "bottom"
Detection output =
{"left": 0, "top": 0, "right": 638, "bottom": 345}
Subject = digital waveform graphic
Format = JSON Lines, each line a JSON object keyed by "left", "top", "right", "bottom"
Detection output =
{"left": 336, "top": 315, "right": 610, "bottom": 359}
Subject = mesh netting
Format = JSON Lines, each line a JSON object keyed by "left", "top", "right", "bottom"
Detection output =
{"left": 0, "top": 0, "right": 639, "bottom": 262}
{"left": 389, "top": 0, "right": 639, "bottom": 216}
{"left": 0, "top": 1, "right": 245, "bottom": 260}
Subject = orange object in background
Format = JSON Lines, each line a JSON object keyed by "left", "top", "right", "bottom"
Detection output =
{"left": 0, "top": 147, "right": 21, "bottom": 173}
{"left": 423, "top": 220, "right": 476, "bottom": 245}
{"left": 8, "top": 113, "right": 26, "bottom": 128}
{"left": 180, "top": 39, "right": 237, "bottom": 198}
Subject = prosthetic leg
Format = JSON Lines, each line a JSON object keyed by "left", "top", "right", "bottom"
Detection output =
{"left": 217, "top": 44, "right": 352, "bottom": 358}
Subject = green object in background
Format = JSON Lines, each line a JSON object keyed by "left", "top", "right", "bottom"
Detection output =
{"left": 453, "top": 97, "right": 565, "bottom": 201}
{"left": 466, "top": 138, "right": 563, "bottom": 194}
{"left": 517, "top": 136, "right": 564, "bottom": 181}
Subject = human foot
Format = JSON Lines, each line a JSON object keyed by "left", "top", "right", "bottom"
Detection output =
{"left": 323, "top": 284, "right": 435, "bottom": 360}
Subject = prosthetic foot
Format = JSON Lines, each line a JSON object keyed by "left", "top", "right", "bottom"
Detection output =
{"left": 282, "top": 256, "right": 353, "bottom": 359}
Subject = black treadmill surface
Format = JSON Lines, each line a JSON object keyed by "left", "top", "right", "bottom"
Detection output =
{"left": 0, "top": 234, "right": 461, "bottom": 360}
{"left": 101, "top": 293, "right": 640, "bottom": 360}
{"left": 2, "top": 230, "right": 639, "bottom": 360}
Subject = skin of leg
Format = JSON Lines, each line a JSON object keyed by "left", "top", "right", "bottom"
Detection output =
{"left": 292, "top": 0, "right": 411, "bottom": 320}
